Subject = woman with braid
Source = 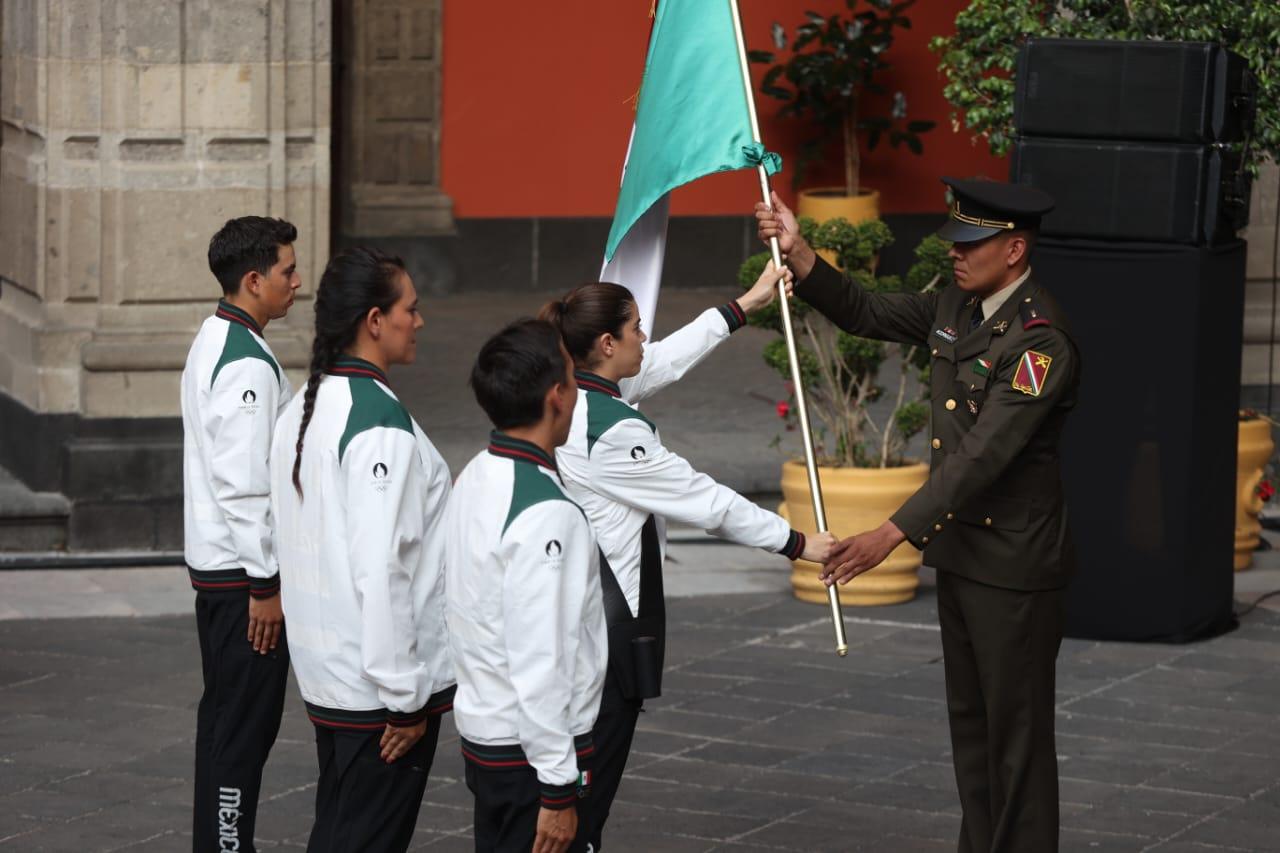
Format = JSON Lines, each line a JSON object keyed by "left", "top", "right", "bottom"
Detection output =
{"left": 268, "top": 248, "right": 455, "bottom": 853}
{"left": 538, "top": 263, "right": 837, "bottom": 851}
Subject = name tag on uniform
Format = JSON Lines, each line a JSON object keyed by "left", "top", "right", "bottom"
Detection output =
{"left": 934, "top": 327, "right": 958, "bottom": 344}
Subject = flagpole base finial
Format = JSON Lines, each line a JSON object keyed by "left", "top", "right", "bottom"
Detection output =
{"left": 836, "top": 644, "right": 849, "bottom": 658}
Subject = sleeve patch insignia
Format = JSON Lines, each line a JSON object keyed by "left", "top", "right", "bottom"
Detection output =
{"left": 1012, "top": 350, "right": 1052, "bottom": 396}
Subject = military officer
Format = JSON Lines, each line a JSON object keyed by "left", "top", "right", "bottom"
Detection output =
{"left": 756, "top": 178, "right": 1079, "bottom": 853}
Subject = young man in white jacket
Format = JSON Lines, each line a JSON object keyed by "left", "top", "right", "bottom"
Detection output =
{"left": 270, "top": 248, "right": 455, "bottom": 853}
{"left": 181, "top": 216, "right": 300, "bottom": 853}
{"left": 539, "top": 264, "right": 837, "bottom": 851}
{"left": 446, "top": 320, "right": 608, "bottom": 853}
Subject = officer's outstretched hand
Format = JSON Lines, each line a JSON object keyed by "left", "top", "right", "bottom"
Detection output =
{"left": 379, "top": 720, "right": 427, "bottom": 764}
{"left": 822, "top": 521, "right": 907, "bottom": 586}
{"left": 755, "top": 191, "right": 799, "bottom": 253}
{"left": 755, "top": 192, "right": 817, "bottom": 279}
{"left": 800, "top": 531, "right": 838, "bottom": 564}
{"left": 533, "top": 805, "right": 577, "bottom": 853}
{"left": 737, "top": 260, "right": 793, "bottom": 314}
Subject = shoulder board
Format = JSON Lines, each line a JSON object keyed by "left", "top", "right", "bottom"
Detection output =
{"left": 1019, "top": 298, "right": 1052, "bottom": 331}
{"left": 586, "top": 391, "right": 655, "bottom": 455}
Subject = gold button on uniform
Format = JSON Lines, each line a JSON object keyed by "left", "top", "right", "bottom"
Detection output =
{"left": 935, "top": 523, "right": 943, "bottom": 531}
{"left": 947, "top": 513, "right": 955, "bottom": 520}
{"left": 984, "top": 517, "right": 993, "bottom": 526}
{"left": 945, "top": 399, "right": 957, "bottom": 411}
{"left": 922, "top": 536, "right": 930, "bottom": 544}
{"left": 931, "top": 438, "right": 941, "bottom": 449}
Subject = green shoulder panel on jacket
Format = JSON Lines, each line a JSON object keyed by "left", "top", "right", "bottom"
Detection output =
{"left": 210, "top": 323, "right": 281, "bottom": 389}
{"left": 586, "top": 391, "right": 655, "bottom": 455}
{"left": 338, "top": 376, "right": 414, "bottom": 463}
{"left": 503, "top": 461, "right": 576, "bottom": 536}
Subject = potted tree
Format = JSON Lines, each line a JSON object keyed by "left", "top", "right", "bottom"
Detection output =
{"left": 740, "top": 218, "right": 953, "bottom": 605}
{"left": 751, "top": 0, "right": 935, "bottom": 228}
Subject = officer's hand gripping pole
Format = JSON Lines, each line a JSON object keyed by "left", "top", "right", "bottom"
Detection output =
{"left": 728, "top": 0, "right": 849, "bottom": 657}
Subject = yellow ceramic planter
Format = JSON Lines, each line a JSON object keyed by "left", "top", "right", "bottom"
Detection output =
{"left": 1235, "top": 415, "right": 1275, "bottom": 571}
{"left": 796, "top": 187, "right": 881, "bottom": 225}
{"left": 796, "top": 188, "right": 882, "bottom": 270}
{"left": 779, "top": 459, "right": 928, "bottom": 606}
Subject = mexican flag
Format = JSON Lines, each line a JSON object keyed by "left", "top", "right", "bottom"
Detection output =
{"left": 601, "top": 0, "right": 781, "bottom": 335}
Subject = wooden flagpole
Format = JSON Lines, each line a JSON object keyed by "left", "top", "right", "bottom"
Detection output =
{"left": 727, "top": 0, "right": 849, "bottom": 657}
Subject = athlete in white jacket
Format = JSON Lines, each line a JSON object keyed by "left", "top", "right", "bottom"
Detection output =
{"left": 181, "top": 216, "right": 300, "bottom": 853}
{"left": 269, "top": 248, "right": 454, "bottom": 853}
{"left": 446, "top": 320, "right": 606, "bottom": 853}
{"left": 539, "top": 263, "right": 837, "bottom": 851}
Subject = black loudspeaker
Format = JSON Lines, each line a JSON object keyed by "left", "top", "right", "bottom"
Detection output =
{"left": 1011, "top": 137, "right": 1250, "bottom": 244}
{"left": 1035, "top": 238, "right": 1244, "bottom": 642}
{"left": 1014, "top": 39, "right": 1254, "bottom": 143}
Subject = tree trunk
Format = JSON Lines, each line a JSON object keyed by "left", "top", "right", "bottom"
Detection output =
{"left": 843, "top": 102, "right": 860, "bottom": 198}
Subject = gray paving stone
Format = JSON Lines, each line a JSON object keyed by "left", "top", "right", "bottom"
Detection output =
{"left": 2, "top": 596, "right": 1280, "bottom": 849}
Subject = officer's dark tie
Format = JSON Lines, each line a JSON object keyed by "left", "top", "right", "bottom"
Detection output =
{"left": 970, "top": 303, "right": 985, "bottom": 332}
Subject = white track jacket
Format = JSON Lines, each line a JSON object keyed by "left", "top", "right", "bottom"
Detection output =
{"left": 270, "top": 355, "right": 455, "bottom": 729}
{"left": 445, "top": 433, "right": 608, "bottom": 808}
{"left": 182, "top": 300, "right": 291, "bottom": 597}
{"left": 557, "top": 304, "right": 807, "bottom": 615}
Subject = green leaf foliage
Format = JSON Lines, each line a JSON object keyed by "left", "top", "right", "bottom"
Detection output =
{"left": 752, "top": 1, "right": 935, "bottom": 191}
{"left": 931, "top": 1, "right": 1280, "bottom": 171}
{"left": 741, "top": 216, "right": 945, "bottom": 467}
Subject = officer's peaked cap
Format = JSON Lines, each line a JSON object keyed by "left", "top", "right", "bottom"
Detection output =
{"left": 937, "top": 177, "right": 1056, "bottom": 243}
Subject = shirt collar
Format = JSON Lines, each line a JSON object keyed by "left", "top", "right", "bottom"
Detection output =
{"left": 573, "top": 370, "right": 621, "bottom": 398}
{"left": 486, "top": 431, "right": 557, "bottom": 471}
{"left": 326, "top": 354, "right": 389, "bottom": 385}
{"left": 980, "top": 267, "right": 1032, "bottom": 322}
{"left": 215, "top": 299, "right": 264, "bottom": 336}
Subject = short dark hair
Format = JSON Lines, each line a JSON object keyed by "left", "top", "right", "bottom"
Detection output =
{"left": 471, "top": 320, "right": 569, "bottom": 430}
{"left": 208, "top": 216, "right": 298, "bottom": 295}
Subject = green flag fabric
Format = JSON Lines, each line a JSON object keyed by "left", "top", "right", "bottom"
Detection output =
{"left": 604, "top": 0, "right": 782, "bottom": 262}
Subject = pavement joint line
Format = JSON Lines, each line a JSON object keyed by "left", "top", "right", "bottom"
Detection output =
{"left": 259, "top": 780, "right": 317, "bottom": 803}
{"left": 722, "top": 806, "right": 813, "bottom": 845}
{"left": 1138, "top": 788, "right": 1262, "bottom": 852}
{"left": 1055, "top": 707, "right": 1245, "bottom": 737}
{"left": 1056, "top": 650, "right": 1195, "bottom": 711}
{"left": 0, "top": 672, "right": 55, "bottom": 691}
{"left": 102, "top": 829, "right": 175, "bottom": 852}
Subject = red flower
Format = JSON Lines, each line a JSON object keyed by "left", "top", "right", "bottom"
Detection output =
{"left": 1258, "top": 480, "right": 1275, "bottom": 502}
{"left": 776, "top": 401, "right": 790, "bottom": 419}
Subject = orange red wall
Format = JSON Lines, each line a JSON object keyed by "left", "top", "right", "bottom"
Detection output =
{"left": 440, "top": 1, "right": 1003, "bottom": 218}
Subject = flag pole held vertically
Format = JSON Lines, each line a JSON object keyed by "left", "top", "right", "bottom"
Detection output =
{"left": 727, "top": 0, "right": 848, "bottom": 657}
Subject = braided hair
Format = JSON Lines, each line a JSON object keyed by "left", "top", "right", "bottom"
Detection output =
{"left": 292, "top": 247, "right": 406, "bottom": 496}
{"left": 536, "top": 283, "right": 635, "bottom": 367}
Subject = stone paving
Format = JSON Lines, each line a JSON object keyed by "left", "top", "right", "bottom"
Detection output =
{"left": 3, "top": 565, "right": 1280, "bottom": 852}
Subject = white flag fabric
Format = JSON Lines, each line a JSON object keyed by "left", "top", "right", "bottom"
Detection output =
{"left": 599, "top": 175, "right": 669, "bottom": 338}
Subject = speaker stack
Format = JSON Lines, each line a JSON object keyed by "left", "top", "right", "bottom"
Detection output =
{"left": 1009, "top": 39, "right": 1257, "bottom": 641}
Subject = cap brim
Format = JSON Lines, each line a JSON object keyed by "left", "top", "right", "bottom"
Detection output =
{"left": 936, "top": 219, "right": 1003, "bottom": 243}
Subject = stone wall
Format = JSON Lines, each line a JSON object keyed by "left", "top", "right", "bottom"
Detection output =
{"left": 0, "top": 0, "right": 330, "bottom": 420}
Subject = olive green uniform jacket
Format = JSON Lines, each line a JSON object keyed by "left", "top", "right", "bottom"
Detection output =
{"left": 796, "top": 256, "right": 1081, "bottom": 591}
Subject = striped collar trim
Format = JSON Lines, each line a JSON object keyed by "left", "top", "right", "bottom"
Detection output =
{"left": 487, "top": 431, "right": 556, "bottom": 471}
{"left": 574, "top": 370, "right": 620, "bottom": 398}
{"left": 326, "top": 355, "right": 388, "bottom": 385}
{"left": 215, "top": 299, "right": 263, "bottom": 336}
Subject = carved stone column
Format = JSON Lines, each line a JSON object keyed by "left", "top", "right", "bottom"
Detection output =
{"left": 0, "top": 0, "right": 331, "bottom": 548}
